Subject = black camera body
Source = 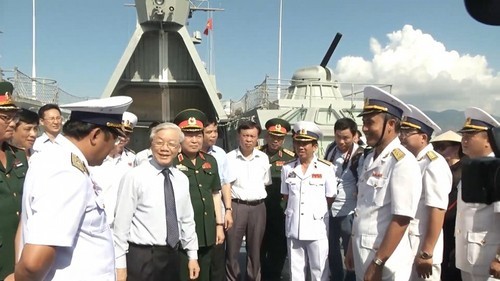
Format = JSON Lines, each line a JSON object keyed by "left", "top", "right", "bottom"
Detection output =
{"left": 461, "top": 127, "right": 500, "bottom": 204}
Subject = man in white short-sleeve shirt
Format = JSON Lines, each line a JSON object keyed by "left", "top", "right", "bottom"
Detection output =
{"left": 400, "top": 104, "right": 452, "bottom": 281}
{"left": 16, "top": 96, "right": 132, "bottom": 281}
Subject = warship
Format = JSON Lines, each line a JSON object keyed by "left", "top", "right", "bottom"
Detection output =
{"left": 224, "top": 34, "right": 392, "bottom": 157}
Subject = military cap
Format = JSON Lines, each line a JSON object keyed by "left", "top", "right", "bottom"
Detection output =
{"left": 60, "top": 96, "right": 133, "bottom": 137}
{"left": 430, "top": 130, "right": 462, "bottom": 143}
{"left": 358, "top": 86, "right": 410, "bottom": 119}
{"left": 0, "top": 81, "right": 20, "bottom": 111}
{"left": 122, "top": 111, "right": 138, "bottom": 133}
{"left": 173, "top": 108, "right": 207, "bottom": 132}
{"left": 401, "top": 104, "right": 441, "bottom": 136}
{"left": 458, "top": 107, "right": 500, "bottom": 133}
{"left": 265, "top": 118, "right": 291, "bottom": 136}
{"left": 292, "top": 121, "right": 322, "bottom": 141}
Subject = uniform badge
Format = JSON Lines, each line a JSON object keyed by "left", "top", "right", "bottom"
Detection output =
{"left": 202, "top": 162, "right": 212, "bottom": 169}
{"left": 372, "top": 171, "right": 383, "bottom": 178}
{"left": 288, "top": 171, "right": 296, "bottom": 178}
{"left": 276, "top": 161, "right": 285, "bottom": 167}
{"left": 312, "top": 173, "right": 322, "bottom": 179}
{"left": 176, "top": 164, "right": 188, "bottom": 171}
{"left": 426, "top": 150, "right": 438, "bottom": 161}
{"left": 71, "top": 153, "right": 89, "bottom": 175}
{"left": 13, "top": 159, "right": 23, "bottom": 168}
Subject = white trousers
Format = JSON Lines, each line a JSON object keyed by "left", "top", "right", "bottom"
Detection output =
{"left": 287, "top": 238, "right": 329, "bottom": 281}
{"left": 461, "top": 271, "right": 497, "bottom": 281}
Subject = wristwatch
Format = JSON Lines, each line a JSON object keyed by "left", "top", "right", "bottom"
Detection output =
{"left": 225, "top": 207, "right": 233, "bottom": 212}
{"left": 372, "top": 257, "right": 384, "bottom": 266}
{"left": 419, "top": 251, "right": 433, "bottom": 260}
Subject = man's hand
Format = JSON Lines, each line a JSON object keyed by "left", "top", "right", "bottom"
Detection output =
{"left": 415, "top": 257, "right": 433, "bottom": 279}
{"left": 224, "top": 211, "right": 233, "bottom": 230}
{"left": 490, "top": 257, "right": 500, "bottom": 279}
{"left": 216, "top": 225, "right": 225, "bottom": 245}
{"left": 188, "top": 259, "right": 200, "bottom": 280}
{"left": 5, "top": 273, "right": 15, "bottom": 281}
{"left": 116, "top": 268, "right": 127, "bottom": 281}
{"left": 363, "top": 261, "right": 383, "bottom": 281}
{"left": 344, "top": 239, "right": 355, "bottom": 271}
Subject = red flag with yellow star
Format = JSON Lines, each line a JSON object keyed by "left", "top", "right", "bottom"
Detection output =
{"left": 203, "top": 18, "right": 213, "bottom": 35}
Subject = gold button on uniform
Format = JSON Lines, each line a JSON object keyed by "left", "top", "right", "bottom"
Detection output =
{"left": 6, "top": 173, "right": 10, "bottom": 178}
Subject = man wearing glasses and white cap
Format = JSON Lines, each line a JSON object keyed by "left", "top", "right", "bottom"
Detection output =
{"left": 281, "top": 121, "right": 337, "bottom": 281}
{"left": 399, "top": 104, "right": 452, "bottom": 281}
{"left": 15, "top": 96, "right": 132, "bottom": 281}
{"left": 455, "top": 107, "right": 500, "bottom": 281}
{"left": 345, "top": 86, "right": 422, "bottom": 281}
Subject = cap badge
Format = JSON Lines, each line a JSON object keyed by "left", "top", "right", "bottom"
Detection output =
{"left": 464, "top": 117, "right": 471, "bottom": 126}
{"left": 188, "top": 117, "right": 197, "bottom": 125}
{"left": 299, "top": 128, "right": 307, "bottom": 135}
{"left": 275, "top": 124, "right": 282, "bottom": 131}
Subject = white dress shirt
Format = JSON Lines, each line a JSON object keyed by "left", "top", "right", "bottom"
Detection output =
{"left": 226, "top": 147, "right": 272, "bottom": 201}
{"left": 352, "top": 137, "right": 422, "bottom": 280}
{"left": 21, "top": 136, "right": 115, "bottom": 281}
{"left": 32, "top": 132, "right": 64, "bottom": 154}
{"left": 408, "top": 144, "right": 452, "bottom": 264}
{"left": 113, "top": 159, "right": 198, "bottom": 268}
{"left": 455, "top": 152, "right": 500, "bottom": 276}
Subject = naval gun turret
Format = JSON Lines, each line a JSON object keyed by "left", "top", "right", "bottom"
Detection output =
{"left": 102, "top": 0, "right": 226, "bottom": 150}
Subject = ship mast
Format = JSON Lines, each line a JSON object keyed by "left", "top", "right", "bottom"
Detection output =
{"left": 277, "top": 0, "right": 283, "bottom": 100}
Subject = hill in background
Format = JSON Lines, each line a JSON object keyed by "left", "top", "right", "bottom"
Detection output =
{"left": 424, "top": 110, "right": 500, "bottom": 132}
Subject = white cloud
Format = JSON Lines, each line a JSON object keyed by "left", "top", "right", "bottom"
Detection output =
{"left": 333, "top": 24, "right": 500, "bottom": 112}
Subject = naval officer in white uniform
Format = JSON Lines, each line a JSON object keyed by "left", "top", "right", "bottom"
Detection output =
{"left": 455, "top": 107, "right": 500, "bottom": 281}
{"left": 399, "top": 104, "right": 452, "bottom": 281}
{"left": 16, "top": 96, "right": 133, "bottom": 281}
{"left": 345, "top": 86, "right": 422, "bottom": 281}
{"left": 281, "top": 121, "right": 337, "bottom": 281}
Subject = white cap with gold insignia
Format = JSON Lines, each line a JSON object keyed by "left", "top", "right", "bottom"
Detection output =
{"left": 122, "top": 111, "right": 138, "bottom": 133}
{"left": 358, "top": 86, "right": 410, "bottom": 119}
{"left": 61, "top": 96, "right": 133, "bottom": 136}
{"left": 292, "top": 121, "right": 322, "bottom": 141}
{"left": 401, "top": 104, "right": 441, "bottom": 136}
{"left": 459, "top": 107, "right": 500, "bottom": 133}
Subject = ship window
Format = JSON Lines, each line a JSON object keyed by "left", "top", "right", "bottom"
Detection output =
{"left": 315, "top": 108, "right": 341, "bottom": 125}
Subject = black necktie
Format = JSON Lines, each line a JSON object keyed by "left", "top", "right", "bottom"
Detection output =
{"left": 162, "top": 168, "right": 179, "bottom": 248}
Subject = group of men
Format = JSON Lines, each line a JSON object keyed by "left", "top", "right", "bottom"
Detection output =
{"left": 0, "top": 80, "right": 499, "bottom": 281}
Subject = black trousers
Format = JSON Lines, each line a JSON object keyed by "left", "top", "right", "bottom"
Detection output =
{"left": 127, "top": 243, "right": 180, "bottom": 281}
{"left": 210, "top": 242, "right": 226, "bottom": 281}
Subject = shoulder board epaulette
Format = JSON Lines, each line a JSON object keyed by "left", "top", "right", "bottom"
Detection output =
{"left": 426, "top": 150, "right": 438, "bottom": 161}
{"left": 71, "top": 153, "right": 88, "bottom": 175}
{"left": 318, "top": 158, "right": 332, "bottom": 166}
{"left": 282, "top": 148, "right": 295, "bottom": 157}
{"left": 257, "top": 145, "right": 264, "bottom": 151}
{"left": 391, "top": 148, "right": 405, "bottom": 161}
{"left": 125, "top": 147, "right": 136, "bottom": 154}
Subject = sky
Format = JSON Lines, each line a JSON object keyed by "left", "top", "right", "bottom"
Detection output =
{"left": 1, "top": 0, "right": 499, "bottom": 113}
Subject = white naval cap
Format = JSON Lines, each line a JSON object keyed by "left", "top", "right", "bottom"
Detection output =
{"left": 292, "top": 121, "right": 322, "bottom": 141}
{"left": 401, "top": 104, "right": 441, "bottom": 136}
{"left": 459, "top": 107, "right": 500, "bottom": 133}
{"left": 430, "top": 130, "right": 462, "bottom": 143}
{"left": 122, "top": 111, "right": 138, "bottom": 133}
{"left": 358, "top": 86, "right": 410, "bottom": 119}
{"left": 61, "top": 96, "right": 133, "bottom": 136}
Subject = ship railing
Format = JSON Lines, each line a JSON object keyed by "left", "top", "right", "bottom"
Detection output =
{"left": 0, "top": 67, "right": 88, "bottom": 107}
{"left": 229, "top": 76, "right": 392, "bottom": 116}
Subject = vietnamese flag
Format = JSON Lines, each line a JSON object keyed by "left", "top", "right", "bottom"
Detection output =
{"left": 203, "top": 18, "right": 213, "bottom": 35}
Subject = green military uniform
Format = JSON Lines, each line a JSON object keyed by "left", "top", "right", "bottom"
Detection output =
{"left": 173, "top": 108, "right": 221, "bottom": 281}
{"left": 0, "top": 81, "right": 28, "bottom": 280}
{"left": 259, "top": 118, "right": 296, "bottom": 281}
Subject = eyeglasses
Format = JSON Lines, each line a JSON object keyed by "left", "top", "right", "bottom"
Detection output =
{"left": 0, "top": 113, "right": 19, "bottom": 123}
{"left": 43, "top": 116, "right": 62, "bottom": 122}
{"left": 152, "top": 140, "right": 180, "bottom": 150}
{"left": 399, "top": 130, "right": 420, "bottom": 138}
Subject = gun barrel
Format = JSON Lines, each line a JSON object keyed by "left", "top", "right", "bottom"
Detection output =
{"left": 320, "top": 32, "right": 343, "bottom": 68}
